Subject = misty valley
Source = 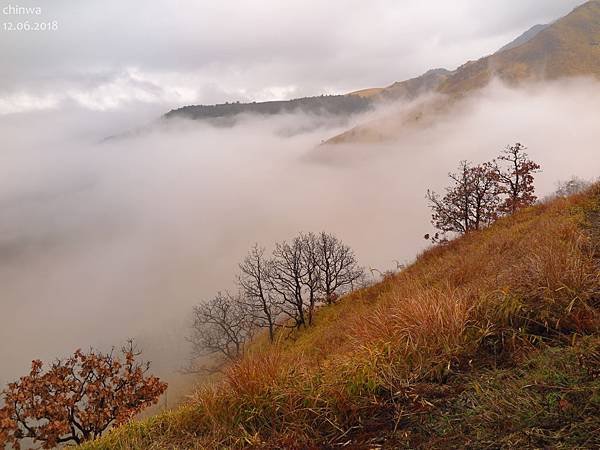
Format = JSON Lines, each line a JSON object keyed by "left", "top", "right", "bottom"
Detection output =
{"left": 1, "top": 1, "right": 600, "bottom": 449}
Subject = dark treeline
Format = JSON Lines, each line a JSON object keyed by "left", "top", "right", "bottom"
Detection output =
{"left": 187, "top": 231, "right": 365, "bottom": 372}
{"left": 164, "top": 94, "right": 374, "bottom": 121}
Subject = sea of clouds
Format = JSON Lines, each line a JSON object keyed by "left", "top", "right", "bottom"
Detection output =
{"left": 1, "top": 78, "right": 599, "bottom": 402}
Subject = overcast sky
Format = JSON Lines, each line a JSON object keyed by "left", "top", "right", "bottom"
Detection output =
{"left": 0, "top": 0, "right": 586, "bottom": 114}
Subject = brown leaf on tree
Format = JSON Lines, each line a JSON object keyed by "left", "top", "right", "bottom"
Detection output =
{"left": 0, "top": 339, "right": 167, "bottom": 448}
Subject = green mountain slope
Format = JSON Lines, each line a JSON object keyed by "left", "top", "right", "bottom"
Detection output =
{"left": 83, "top": 185, "right": 600, "bottom": 449}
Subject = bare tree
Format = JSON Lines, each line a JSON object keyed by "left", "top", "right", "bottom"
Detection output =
{"left": 312, "top": 231, "right": 364, "bottom": 305}
{"left": 427, "top": 160, "right": 500, "bottom": 235}
{"left": 188, "top": 292, "right": 254, "bottom": 371}
{"left": 495, "top": 143, "right": 541, "bottom": 214}
{"left": 269, "top": 237, "right": 309, "bottom": 329}
{"left": 300, "top": 233, "right": 322, "bottom": 325}
{"left": 190, "top": 232, "right": 364, "bottom": 359}
{"left": 238, "top": 245, "right": 280, "bottom": 342}
{"left": 238, "top": 234, "right": 363, "bottom": 331}
{"left": 267, "top": 233, "right": 363, "bottom": 327}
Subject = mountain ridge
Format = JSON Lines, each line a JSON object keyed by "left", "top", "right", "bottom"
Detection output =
{"left": 162, "top": 2, "right": 600, "bottom": 145}
{"left": 164, "top": 94, "right": 374, "bottom": 122}
{"left": 439, "top": 0, "right": 600, "bottom": 95}
{"left": 325, "top": 0, "right": 600, "bottom": 144}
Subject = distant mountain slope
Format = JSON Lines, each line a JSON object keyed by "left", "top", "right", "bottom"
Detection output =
{"left": 346, "top": 87, "right": 385, "bottom": 98}
{"left": 160, "top": 1, "right": 600, "bottom": 143}
{"left": 497, "top": 23, "right": 550, "bottom": 53}
{"left": 439, "top": 0, "right": 600, "bottom": 95}
{"left": 166, "top": 66, "right": 451, "bottom": 125}
{"left": 164, "top": 94, "right": 374, "bottom": 122}
{"left": 377, "top": 68, "right": 452, "bottom": 101}
{"left": 349, "top": 68, "right": 452, "bottom": 101}
{"left": 327, "top": 0, "right": 600, "bottom": 144}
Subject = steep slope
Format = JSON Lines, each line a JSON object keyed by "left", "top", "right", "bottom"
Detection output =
{"left": 83, "top": 186, "right": 600, "bottom": 449}
{"left": 349, "top": 68, "right": 452, "bottom": 101}
{"left": 327, "top": 0, "right": 600, "bottom": 144}
{"left": 439, "top": 0, "right": 600, "bottom": 95}
{"left": 497, "top": 23, "right": 550, "bottom": 53}
{"left": 379, "top": 68, "right": 451, "bottom": 100}
{"left": 160, "top": 2, "right": 600, "bottom": 141}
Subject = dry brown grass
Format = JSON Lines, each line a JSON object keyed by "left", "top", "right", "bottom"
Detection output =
{"left": 83, "top": 185, "right": 600, "bottom": 449}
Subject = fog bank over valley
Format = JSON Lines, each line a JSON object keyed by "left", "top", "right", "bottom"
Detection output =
{"left": 1, "top": 78, "right": 599, "bottom": 396}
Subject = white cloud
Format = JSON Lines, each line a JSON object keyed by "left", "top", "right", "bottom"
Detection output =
{"left": 0, "top": 92, "right": 61, "bottom": 114}
{"left": 0, "top": 69, "right": 208, "bottom": 114}
{"left": 0, "top": 0, "right": 586, "bottom": 114}
{"left": 1, "top": 78, "right": 599, "bottom": 387}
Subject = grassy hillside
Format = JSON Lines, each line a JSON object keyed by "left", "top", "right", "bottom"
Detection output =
{"left": 83, "top": 185, "right": 600, "bottom": 449}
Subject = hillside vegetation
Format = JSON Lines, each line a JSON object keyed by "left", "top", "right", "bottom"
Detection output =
{"left": 83, "top": 185, "right": 600, "bottom": 449}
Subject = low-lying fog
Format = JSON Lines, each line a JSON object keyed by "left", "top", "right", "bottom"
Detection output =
{"left": 1, "top": 78, "right": 599, "bottom": 401}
